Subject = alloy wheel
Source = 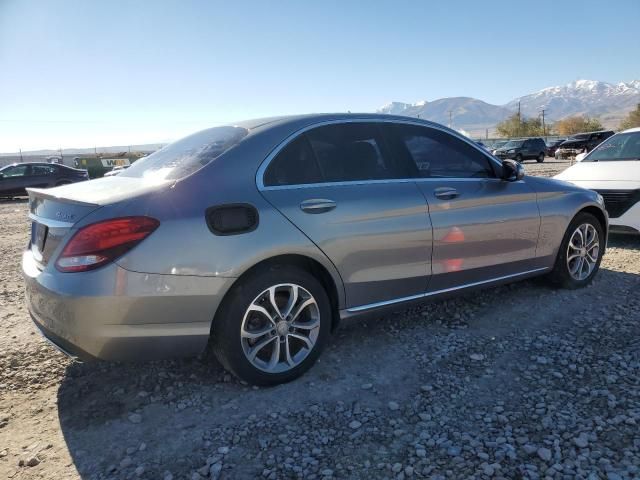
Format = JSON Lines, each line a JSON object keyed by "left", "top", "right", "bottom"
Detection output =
{"left": 240, "top": 283, "right": 320, "bottom": 373}
{"left": 566, "top": 223, "right": 599, "bottom": 281}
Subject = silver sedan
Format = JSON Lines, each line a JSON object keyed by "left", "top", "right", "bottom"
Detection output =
{"left": 23, "top": 114, "right": 607, "bottom": 385}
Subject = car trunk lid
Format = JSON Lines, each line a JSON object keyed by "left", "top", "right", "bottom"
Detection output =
{"left": 26, "top": 176, "right": 171, "bottom": 268}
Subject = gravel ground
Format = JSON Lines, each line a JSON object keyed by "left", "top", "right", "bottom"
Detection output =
{"left": 1, "top": 158, "right": 639, "bottom": 480}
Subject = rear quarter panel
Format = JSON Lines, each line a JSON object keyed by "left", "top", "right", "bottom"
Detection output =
{"left": 76, "top": 134, "right": 347, "bottom": 309}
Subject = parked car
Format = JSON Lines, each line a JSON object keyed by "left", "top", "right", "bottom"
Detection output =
{"left": 23, "top": 114, "right": 607, "bottom": 385}
{"left": 545, "top": 139, "right": 566, "bottom": 158}
{"left": 555, "top": 130, "right": 615, "bottom": 159}
{"left": 0, "top": 162, "right": 89, "bottom": 198}
{"left": 555, "top": 127, "right": 640, "bottom": 234}
{"left": 493, "top": 137, "right": 547, "bottom": 163}
{"left": 490, "top": 140, "right": 508, "bottom": 154}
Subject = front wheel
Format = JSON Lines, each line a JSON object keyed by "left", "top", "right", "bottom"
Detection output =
{"left": 548, "top": 212, "right": 604, "bottom": 289}
{"left": 537, "top": 152, "right": 545, "bottom": 163}
{"left": 211, "top": 265, "right": 331, "bottom": 386}
{"left": 515, "top": 154, "right": 523, "bottom": 163}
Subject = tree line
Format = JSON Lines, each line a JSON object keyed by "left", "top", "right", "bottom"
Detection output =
{"left": 495, "top": 103, "right": 640, "bottom": 137}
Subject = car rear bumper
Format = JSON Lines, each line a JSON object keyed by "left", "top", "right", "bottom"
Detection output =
{"left": 23, "top": 250, "right": 235, "bottom": 361}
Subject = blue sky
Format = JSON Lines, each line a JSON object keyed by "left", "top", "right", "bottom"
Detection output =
{"left": 1, "top": 0, "right": 638, "bottom": 151}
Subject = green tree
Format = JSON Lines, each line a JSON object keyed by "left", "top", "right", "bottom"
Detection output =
{"left": 555, "top": 116, "right": 603, "bottom": 136}
{"left": 496, "top": 113, "right": 546, "bottom": 137}
{"left": 620, "top": 104, "right": 640, "bottom": 130}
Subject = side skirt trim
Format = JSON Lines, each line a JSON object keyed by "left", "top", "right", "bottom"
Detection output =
{"left": 346, "top": 267, "right": 549, "bottom": 313}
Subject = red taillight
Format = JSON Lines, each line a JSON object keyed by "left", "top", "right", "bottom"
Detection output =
{"left": 55, "top": 216, "right": 160, "bottom": 273}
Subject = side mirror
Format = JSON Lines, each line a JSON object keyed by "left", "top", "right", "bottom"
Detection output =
{"left": 501, "top": 159, "right": 525, "bottom": 181}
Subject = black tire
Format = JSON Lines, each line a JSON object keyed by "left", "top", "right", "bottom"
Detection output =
{"left": 56, "top": 180, "right": 71, "bottom": 186}
{"left": 547, "top": 212, "right": 604, "bottom": 289}
{"left": 211, "top": 264, "right": 331, "bottom": 386}
{"left": 515, "top": 154, "right": 523, "bottom": 163}
{"left": 536, "top": 152, "right": 545, "bottom": 163}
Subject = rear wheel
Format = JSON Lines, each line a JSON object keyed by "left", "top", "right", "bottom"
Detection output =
{"left": 515, "top": 154, "right": 523, "bottom": 163}
{"left": 55, "top": 180, "right": 71, "bottom": 186}
{"left": 548, "top": 212, "right": 604, "bottom": 289}
{"left": 536, "top": 152, "right": 545, "bottom": 163}
{"left": 211, "top": 265, "right": 331, "bottom": 386}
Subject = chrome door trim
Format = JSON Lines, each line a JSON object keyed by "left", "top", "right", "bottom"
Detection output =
{"left": 346, "top": 267, "right": 549, "bottom": 313}
{"left": 256, "top": 117, "right": 504, "bottom": 191}
{"left": 259, "top": 177, "right": 508, "bottom": 192}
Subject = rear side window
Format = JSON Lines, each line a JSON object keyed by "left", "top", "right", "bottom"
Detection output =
{"left": 384, "top": 124, "right": 496, "bottom": 179}
{"left": 263, "top": 135, "right": 322, "bottom": 186}
{"left": 305, "top": 123, "right": 406, "bottom": 182}
{"left": 32, "top": 165, "right": 57, "bottom": 175}
{"left": 122, "top": 126, "right": 248, "bottom": 181}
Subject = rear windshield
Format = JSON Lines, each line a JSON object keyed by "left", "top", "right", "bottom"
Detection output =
{"left": 583, "top": 132, "right": 640, "bottom": 162}
{"left": 121, "top": 126, "right": 248, "bottom": 180}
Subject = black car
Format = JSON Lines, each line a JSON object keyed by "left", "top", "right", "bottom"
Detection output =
{"left": 494, "top": 137, "right": 547, "bottom": 163}
{"left": 555, "top": 130, "right": 615, "bottom": 159}
{"left": 0, "top": 162, "right": 89, "bottom": 198}
{"left": 545, "top": 139, "right": 566, "bottom": 158}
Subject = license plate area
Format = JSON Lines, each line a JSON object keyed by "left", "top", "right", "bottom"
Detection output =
{"left": 31, "top": 221, "right": 48, "bottom": 257}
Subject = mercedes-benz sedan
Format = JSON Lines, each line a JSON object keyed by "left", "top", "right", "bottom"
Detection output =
{"left": 23, "top": 114, "right": 607, "bottom": 385}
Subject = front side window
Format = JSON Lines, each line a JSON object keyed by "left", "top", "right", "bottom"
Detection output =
{"left": 385, "top": 124, "right": 495, "bottom": 179}
{"left": 584, "top": 132, "right": 640, "bottom": 162}
{"left": 122, "top": 126, "right": 248, "bottom": 181}
{"left": 1, "top": 165, "right": 29, "bottom": 178}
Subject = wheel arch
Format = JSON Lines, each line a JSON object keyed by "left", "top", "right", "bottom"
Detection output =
{"left": 577, "top": 205, "right": 608, "bottom": 239}
{"left": 212, "top": 253, "right": 343, "bottom": 335}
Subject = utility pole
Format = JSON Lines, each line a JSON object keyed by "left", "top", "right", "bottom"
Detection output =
{"left": 19, "top": 148, "right": 23, "bottom": 162}
{"left": 448, "top": 110, "right": 453, "bottom": 128}
{"left": 540, "top": 109, "right": 546, "bottom": 139}
{"left": 517, "top": 101, "right": 521, "bottom": 137}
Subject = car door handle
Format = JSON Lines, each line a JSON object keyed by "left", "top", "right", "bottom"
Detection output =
{"left": 434, "top": 187, "right": 459, "bottom": 200}
{"left": 300, "top": 199, "right": 336, "bottom": 214}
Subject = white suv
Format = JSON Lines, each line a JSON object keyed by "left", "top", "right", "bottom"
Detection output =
{"left": 555, "top": 128, "right": 640, "bottom": 234}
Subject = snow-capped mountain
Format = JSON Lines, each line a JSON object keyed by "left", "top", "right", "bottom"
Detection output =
{"left": 377, "top": 80, "right": 640, "bottom": 134}
{"left": 505, "top": 80, "right": 640, "bottom": 121}
{"left": 378, "top": 97, "right": 512, "bottom": 131}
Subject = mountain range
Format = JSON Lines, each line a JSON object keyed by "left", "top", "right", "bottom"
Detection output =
{"left": 378, "top": 80, "right": 640, "bottom": 135}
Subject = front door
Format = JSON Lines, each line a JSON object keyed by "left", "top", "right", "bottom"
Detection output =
{"left": 259, "top": 122, "right": 432, "bottom": 309}
{"left": 0, "top": 164, "right": 31, "bottom": 195}
{"left": 382, "top": 123, "right": 540, "bottom": 292}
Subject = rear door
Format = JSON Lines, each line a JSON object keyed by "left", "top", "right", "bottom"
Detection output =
{"left": 382, "top": 123, "right": 541, "bottom": 292}
{"left": 259, "top": 121, "right": 432, "bottom": 310}
{"left": 29, "top": 164, "right": 57, "bottom": 189}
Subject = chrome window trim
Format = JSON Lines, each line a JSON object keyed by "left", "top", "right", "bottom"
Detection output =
{"left": 346, "top": 267, "right": 549, "bottom": 313}
{"left": 256, "top": 117, "right": 504, "bottom": 191}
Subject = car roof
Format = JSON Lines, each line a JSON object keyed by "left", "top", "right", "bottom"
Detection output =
{"left": 235, "top": 112, "right": 460, "bottom": 134}
{"left": 621, "top": 127, "right": 640, "bottom": 134}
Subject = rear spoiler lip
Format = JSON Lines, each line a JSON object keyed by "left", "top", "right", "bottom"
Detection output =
{"left": 26, "top": 187, "right": 100, "bottom": 208}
